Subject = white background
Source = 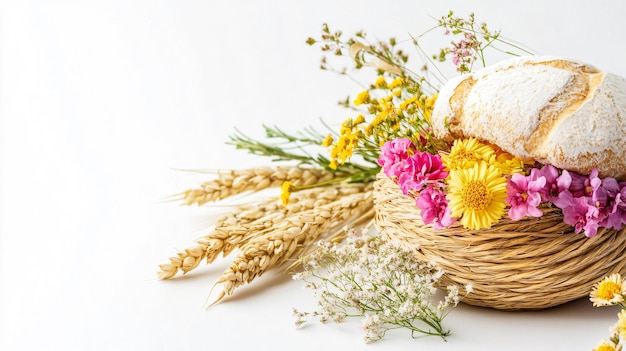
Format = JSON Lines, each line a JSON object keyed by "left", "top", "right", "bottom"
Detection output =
{"left": 2, "top": 1, "right": 626, "bottom": 350}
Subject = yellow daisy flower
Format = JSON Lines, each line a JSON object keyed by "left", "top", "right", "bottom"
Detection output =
{"left": 488, "top": 152, "right": 526, "bottom": 175}
{"left": 590, "top": 273, "right": 625, "bottom": 307}
{"left": 447, "top": 161, "right": 508, "bottom": 230}
{"left": 441, "top": 138, "right": 496, "bottom": 171}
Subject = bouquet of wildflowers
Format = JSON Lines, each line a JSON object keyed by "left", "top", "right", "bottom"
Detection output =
{"left": 377, "top": 136, "right": 626, "bottom": 236}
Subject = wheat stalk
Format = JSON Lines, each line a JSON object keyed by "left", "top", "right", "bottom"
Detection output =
{"left": 177, "top": 166, "right": 336, "bottom": 206}
{"left": 157, "top": 182, "right": 369, "bottom": 280}
{"left": 209, "top": 183, "right": 374, "bottom": 305}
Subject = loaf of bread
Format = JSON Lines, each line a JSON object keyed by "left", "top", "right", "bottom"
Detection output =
{"left": 430, "top": 56, "right": 626, "bottom": 180}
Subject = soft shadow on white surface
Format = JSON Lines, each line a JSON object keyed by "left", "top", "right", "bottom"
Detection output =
{"left": 2, "top": 1, "right": 626, "bottom": 350}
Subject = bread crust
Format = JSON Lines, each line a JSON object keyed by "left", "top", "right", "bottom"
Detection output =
{"left": 431, "top": 56, "right": 626, "bottom": 180}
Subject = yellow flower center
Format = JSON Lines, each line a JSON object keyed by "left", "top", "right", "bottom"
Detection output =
{"left": 597, "top": 281, "right": 622, "bottom": 300}
{"left": 461, "top": 180, "right": 490, "bottom": 210}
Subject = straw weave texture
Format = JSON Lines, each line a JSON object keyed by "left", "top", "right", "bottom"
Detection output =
{"left": 373, "top": 173, "right": 626, "bottom": 310}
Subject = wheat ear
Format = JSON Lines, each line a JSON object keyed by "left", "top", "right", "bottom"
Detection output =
{"left": 210, "top": 183, "right": 374, "bottom": 305}
{"left": 177, "top": 166, "right": 335, "bottom": 206}
{"left": 157, "top": 183, "right": 368, "bottom": 280}
{"left": 157, "top": 198, "right": 282, "bottom": 280}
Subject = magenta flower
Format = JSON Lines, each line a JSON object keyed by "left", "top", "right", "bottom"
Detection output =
{"left": 378, "top": 138, "right": 415, "bottom": 178}
{"left": 506, "top": 173, "right": 546, "bottom": 220}
{"left": 397, "top": 151, "right": 448, "bottom": 194}
{"left": 396, "top": 160, "right": 418, "bottom": 195}
{"left": 415, "top": 186, "right": 455, "bottom": 229}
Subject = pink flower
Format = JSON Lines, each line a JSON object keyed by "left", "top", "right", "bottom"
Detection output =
{"left": 562, "top": 196, "right": 602, "bottom": 237}
{"left": 615, "top": 183, "right": 626, "bottom": 226}
{"left": 415, "top": 186, "right": 454, "bottom": 229}
{"left": 397, "top": 151, "right": 448, "bottom": 194}
{"left": 530, "top": 165, "right": 572, "bottom": 208}
{"left": 506, "top": 173, "right": 545, "bottom": 220}
{"left": 595, "top": 177, "right": 622, "bottom": 230}
{"left": 569, "top": 169, "right": 600, "bottom": 197}
{"left": 378, "top": 138, "right": 415, "bottom": 178}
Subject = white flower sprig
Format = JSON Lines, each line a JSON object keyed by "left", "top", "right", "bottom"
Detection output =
{"left": 292, "top": 226, "right": 471, "bottom": 343}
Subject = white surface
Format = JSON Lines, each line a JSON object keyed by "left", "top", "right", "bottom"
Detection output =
{"left": 2, "top": 1, "right": 626, "bottom": 350}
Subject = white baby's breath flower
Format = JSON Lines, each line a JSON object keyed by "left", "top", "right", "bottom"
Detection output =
{"left": 292, "top": 228, "right": 468, "bottom": 343}
{"left": 293, "top": 308, "right": 309, "bottom": 328}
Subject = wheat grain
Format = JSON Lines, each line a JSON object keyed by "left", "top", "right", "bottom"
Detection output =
{"left": 157, "top": 182, "right": 368, "bottom": 280}
{"left": 210, "top": 183, "right": 374, "bottom": 305}
{"left": 178, "top": 166, "right": 335, "bottom": 206}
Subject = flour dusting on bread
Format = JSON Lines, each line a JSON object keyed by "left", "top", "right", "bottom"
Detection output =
{"left": 431, "top": 56, "right": 626, "bottom": 179}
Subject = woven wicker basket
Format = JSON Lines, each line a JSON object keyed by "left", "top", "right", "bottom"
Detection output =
{"left": 373, "top": 172, "right": 626, "bottom": 310}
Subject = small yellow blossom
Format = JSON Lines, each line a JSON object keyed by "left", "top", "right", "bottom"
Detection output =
{"left": 388, "top": 77, "right": 405, "bottom": 90}
{"left": 366, "top": 114, "right": 385, "bottom": 135}
{"left": 590, "top": 273, "right": 625, "bottom": 307}
{"left": 354, "top": 90, "right": 371, "bottom": 106}
{"left": 322, "top": 134, "right": 333, "bottom": 147}
{"left": 353, "top": 114, "right": 365, "bottom": 125}
{"left": 421, "top": 93, "right": 438, "bottom": 123}
{"left": 280, "top": 181, "right": 293, "bottom": 206}
{"left": 425, "top": 93, "right": 438, "bottom": 108}
{"left": 374, "top": 76, "right": 387, "bottom": 88}
{"left": 399, "top": 96, "right": 417, "bottom": 111}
